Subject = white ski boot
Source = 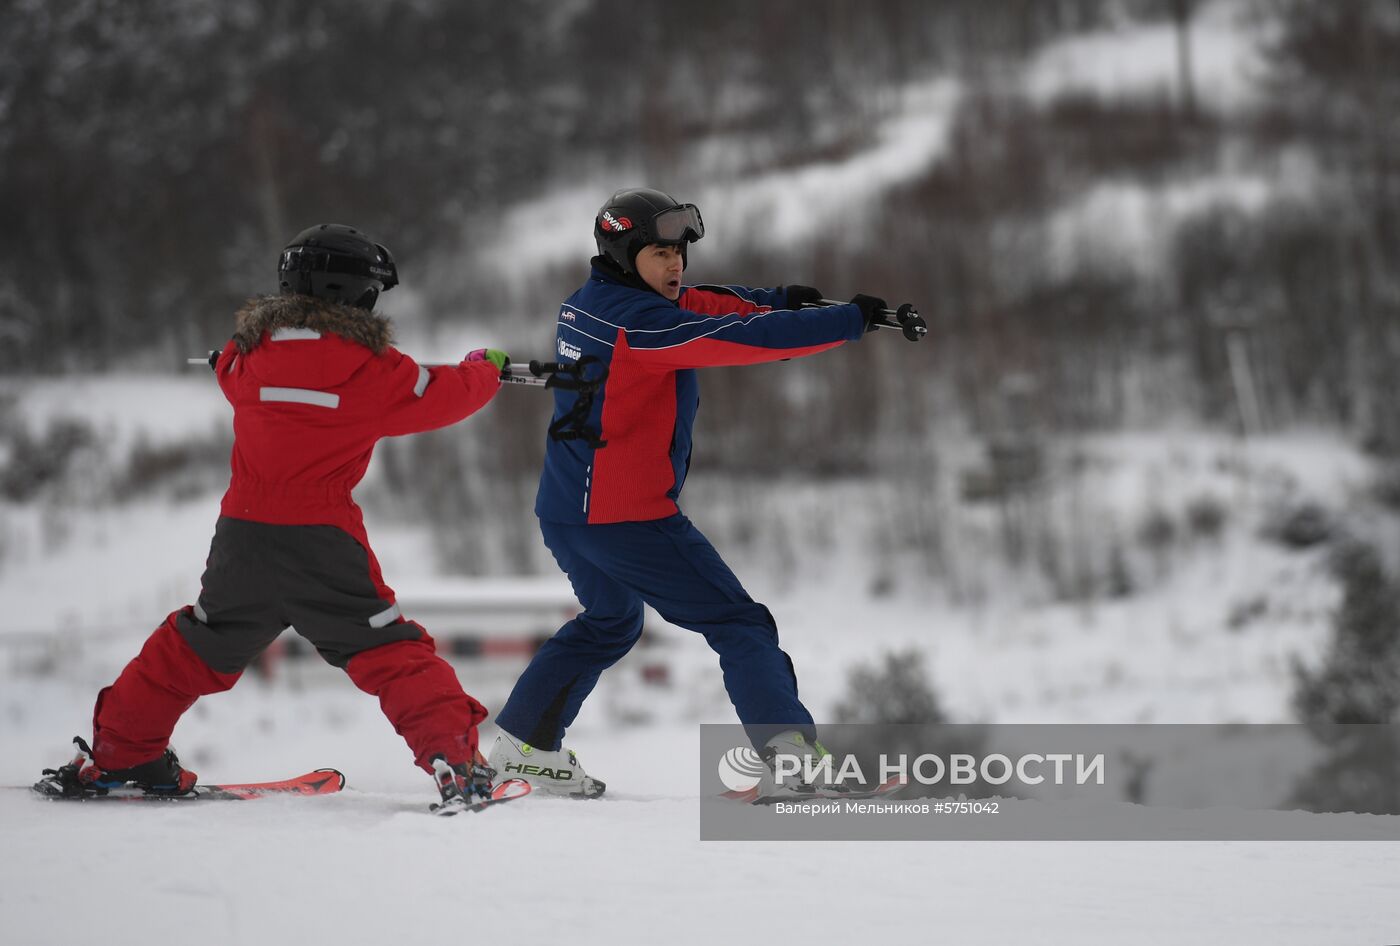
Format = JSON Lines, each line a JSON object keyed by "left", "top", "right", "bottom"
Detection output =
{"left": 487, "top": 731, "right": 606, "bottom": 798}
{"left": 754, "top": 730, "right": 838, "bottom": 801}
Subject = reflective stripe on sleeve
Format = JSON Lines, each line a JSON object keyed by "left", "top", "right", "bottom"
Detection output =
{"left": 193, "top": 602, "right": 208, "bottom": 623}
{"left": 260, "top": 387, "right": 340, "bottom": 409}
{"left": 413, "top": 365, "right": 430, "bottom": 397}
{"left": 368, "top": 603, "right": 402, "bottom": 628}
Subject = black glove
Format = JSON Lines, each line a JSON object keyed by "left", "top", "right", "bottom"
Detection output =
{"left": 784, "top": 285, "right": 824, "bottom": 309}
{"left": 849, "top": 294, "right": 888, "bottom": 332}
{"left": 207, "top": 349, "right": 220, "bottom": 372}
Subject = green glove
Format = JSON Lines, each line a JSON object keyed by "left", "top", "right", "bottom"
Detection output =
{"left": 467, "top": 348, "right": 511, "bottom": 373}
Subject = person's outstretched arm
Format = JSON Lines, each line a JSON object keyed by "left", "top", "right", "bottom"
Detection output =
{"left": 372, "top": 349, "right": 503, "bottom": 437}
{"left": 614, "top": 287, "right": 864, "bottom": 370}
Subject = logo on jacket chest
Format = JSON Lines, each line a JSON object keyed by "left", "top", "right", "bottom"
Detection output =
{"left": 558, "top": 338, "right": 582, "bottom": 361}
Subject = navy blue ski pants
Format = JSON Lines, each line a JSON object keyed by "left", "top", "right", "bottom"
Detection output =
{"left": 494, "top": 514, "right": 815, "bottom": 750}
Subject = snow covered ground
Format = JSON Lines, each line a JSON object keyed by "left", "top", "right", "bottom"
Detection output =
{"left": 3, "top": 716, "right": 1399, "bottom": 945}
{"left": 4, "top": 645, "right": 1400, "bottom": 946}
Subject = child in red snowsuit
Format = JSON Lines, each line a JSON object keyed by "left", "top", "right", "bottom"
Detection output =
{"left": 37, "top": 224, "right": 507, "bottom": 811}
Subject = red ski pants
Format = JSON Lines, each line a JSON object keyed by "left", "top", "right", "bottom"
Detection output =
{"left": 92, "top": 608, "right": 487, "bottom": 773}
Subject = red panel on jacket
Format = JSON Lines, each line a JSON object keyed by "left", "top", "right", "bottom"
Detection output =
{"left": 587, "top": 331, "right": 683, "bottom": 524}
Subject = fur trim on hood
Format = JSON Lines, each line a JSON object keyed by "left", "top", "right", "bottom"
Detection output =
{"left": 232, "top": 294, "right": 395, "bottom": 354}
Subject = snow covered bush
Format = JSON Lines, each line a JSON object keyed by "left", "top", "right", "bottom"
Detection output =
{"left": 0, "top": 417, "right": 96, "bottom": 503}
{"left": 834, "top": 648, "right": 949, "bottom": 726}
{"left": 1184, "top": 492, "right": 1228, "bottom": 540}
{"left": 1292, "top": 541, "right": 1400, "bottom": 724}
{"left": 1263, "top": 500, "right": 1335, "bottom": 550}
{"left": 1289, "top": 540, "right": 1400, "bottom": 814}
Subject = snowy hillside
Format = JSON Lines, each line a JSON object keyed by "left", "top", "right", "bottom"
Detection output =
{"left": 0, "top": 371, "right": 1380, "bottom": 726}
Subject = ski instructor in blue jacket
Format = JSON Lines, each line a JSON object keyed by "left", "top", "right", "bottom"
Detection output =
{"left": 488, "top": 187, "right": 889, "bottom": 797}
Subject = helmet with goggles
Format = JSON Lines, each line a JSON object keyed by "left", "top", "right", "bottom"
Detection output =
{"left": 594, "top": 187, "right": 704, "bottom": 275}
{"left": 278, "top": 224, "right": 398, "bottom": 312}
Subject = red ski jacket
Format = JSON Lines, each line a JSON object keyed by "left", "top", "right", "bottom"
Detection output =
{"left": 211, "top": 295, "right": 500, "bottom": 545}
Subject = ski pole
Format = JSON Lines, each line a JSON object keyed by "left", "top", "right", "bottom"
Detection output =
{"left": 803, "top": 299, "right": 928, "bottom": 341}
{"left": 512, "top": 359, "right": 609, "bottom": 394}
{"left": 188, "top": 356, "right": 605, "bottom": 390}
{"left": 187, "top": 354, "right": 480, "bottom": 370}
{"left": 501, "top": 364, "right": 551, "bottom": 386}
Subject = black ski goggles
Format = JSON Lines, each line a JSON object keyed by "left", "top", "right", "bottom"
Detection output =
{"left": 651, "top": 204, "right": 704, "bottom": 244}
{"left": 279, "top": 245, "right": 399, "bottom": 290}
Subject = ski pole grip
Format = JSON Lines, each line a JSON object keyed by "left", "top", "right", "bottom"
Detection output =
{"left": 893, "top": 303, "right": 928, "bottom": 341}
{"left": 185, "top": 351, "right": 223, "bottom": 368}
{"left": 528, "top": 360, "right": 558, "bottom": 377}
{"left": 810, "top": 298, "right": 925, "bottom": 339}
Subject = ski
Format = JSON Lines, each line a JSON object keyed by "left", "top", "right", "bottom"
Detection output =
{"left": 430, "top": 777, "right": 533, "bottom": 816}
{"left": 723, "top": 774, "right": 908, "bottom": 805}
{"left": 31, "top": 767, "right": 346, "bottom": 802}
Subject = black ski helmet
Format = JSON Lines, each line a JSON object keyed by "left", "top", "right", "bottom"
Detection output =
{"left": 278, "top": 224, "right": 398, "bottom": 311}
{"left": 594, "top": 187, "right": 704, "bottom": 275}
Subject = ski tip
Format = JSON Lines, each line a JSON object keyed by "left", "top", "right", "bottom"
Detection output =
{"left": 311, "top": 768, "right": 347, "bottom": 792}
{"left": 492, "top": 777, "right": 533, "bottom": 802}
{"left": 430, "top": 777, "right": 534, "bottom": 816}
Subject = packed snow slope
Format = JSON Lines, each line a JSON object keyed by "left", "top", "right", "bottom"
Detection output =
{"left": 3, "top": 714, "right": 1399, "bottom": 946}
